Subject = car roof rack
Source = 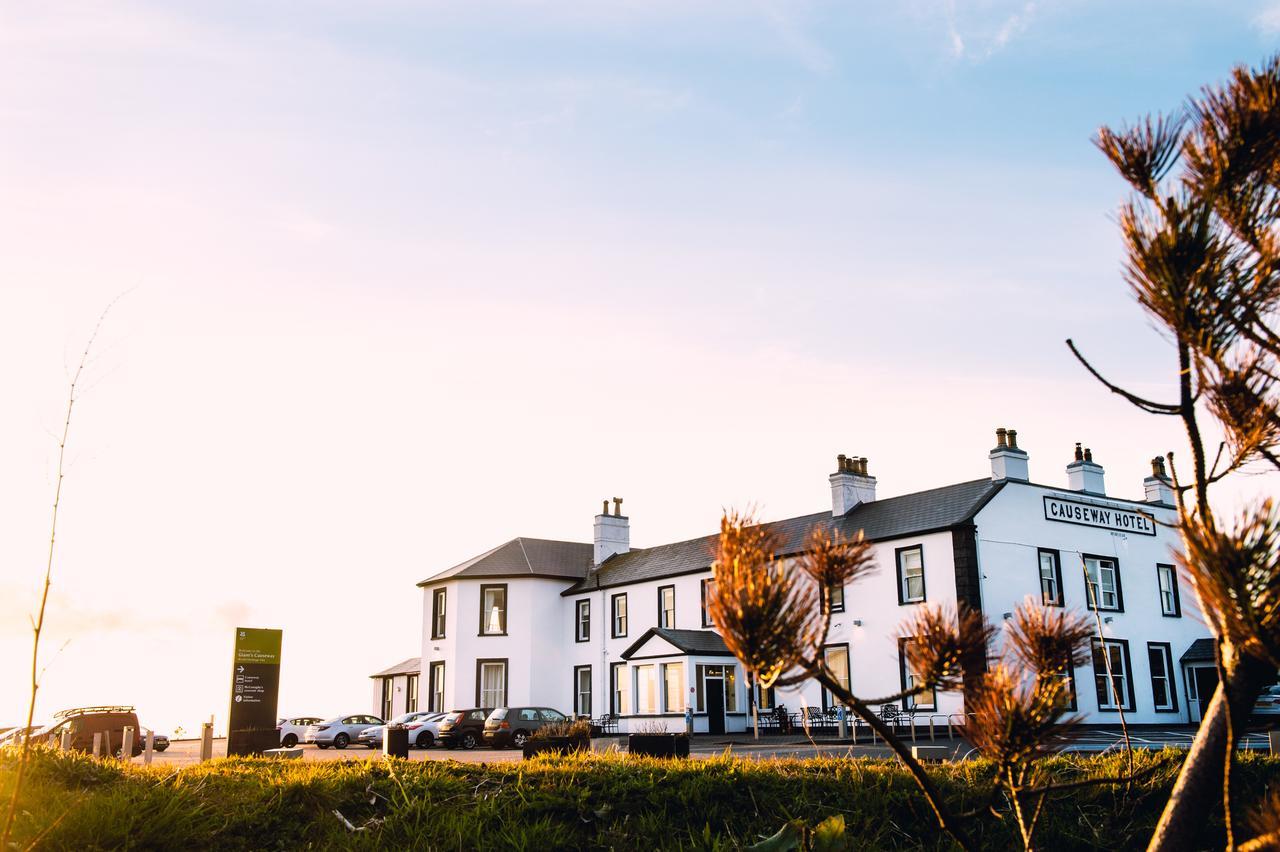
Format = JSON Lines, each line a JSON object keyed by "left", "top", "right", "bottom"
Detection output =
{"left": 52, "top": 705, "right": 136, "bottom": 719}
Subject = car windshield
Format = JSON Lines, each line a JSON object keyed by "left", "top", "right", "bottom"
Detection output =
{"left": 488, "top": 708, "right": 508, "bottom": 721}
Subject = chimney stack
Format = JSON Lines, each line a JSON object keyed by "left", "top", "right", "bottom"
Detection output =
{"left": 1066, "top": 443, "right": 1106, "bottom": 495}
{"left": 829, "top": 454, "right": 877, "bottom": 516}
{"left": 989, "top": 426, "right": 1029, "bottom": 481}
{"left": 1143, "top": 456, "right": 1175, "bottom": 506}
{"left": 593, "top": 497, "right": 630, "bottom": 566}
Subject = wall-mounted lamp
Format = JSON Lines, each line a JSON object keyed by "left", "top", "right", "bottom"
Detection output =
{"left": 1002, "top": 612, "right": 1013, "bottom": 621}
{"left": 1103, "top": 616, "right": 1114, "bottom": 624}
{"left": 852, "top": 619, "right": 863, "bottom": 627}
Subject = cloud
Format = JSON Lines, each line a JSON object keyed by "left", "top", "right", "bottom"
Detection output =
{"left": 940, "top": 0, "right": 1037, "bottom": 62}
{"left": 1256, "top": 3, "right": 1280, "bottom": 33}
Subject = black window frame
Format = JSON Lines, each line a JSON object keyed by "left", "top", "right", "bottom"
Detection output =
{"left": 829, "top": 583, "right": 845, "bottom": 613}
{"left": 895, "top": 545, "right": 926, "bottom": 605}
{"left": 701, "top": 578, "right": 714, "bottom": 627}
{"left": 1082, "top": 554, "right": 1125, "bottom": 613}
{"left": 611, "top": 592, "right": 628, "bottom": 638}
{"left": 478, "top": 583, "right": 509, "bottom": 636}
{"left": 428, "top": 661, "right": 445, "bottom": 713}
{"left": 431, "top": 588, "right": 447, "bottom": 639}
{"left": 898, "top": 637, "right": 938, "bottom": 711}
{"left": 407, "top": 674, "right": 419, "bottom": 713}
{"left": 573, "top": 665, "right": 592, "bottom": 717}
{"left": 1147, "top": 642, "right": 1179, "bottom": 712}
{"left": 658, "top": 585, "right": 675, "bottom": 629}
{"left": 575, "top": 598, "right": 590, "bottom": 643}
{"left": 475, "top": 658, "right": 509, "bottom": 708}
{"left": 1156, "top": 564, "right": 1182, "bottom": 618}
{"left": 1037, "top": 547, "right": 1065, "bottom": 607}
{"left": 610, "top": 661, "right": 628, "bottom": 715}
{"left": 380, "top": 677, "right": 393, "bottom": 721}
{"left": 1090, "top": 637, "right": 1136, "bottom": 712}
{"left": 820, "top": 642, "right": 851, "bottom": 711}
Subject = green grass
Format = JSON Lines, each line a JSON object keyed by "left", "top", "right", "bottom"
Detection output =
{"left": 2, "top": 746, "right": 1277, "bottom": 850}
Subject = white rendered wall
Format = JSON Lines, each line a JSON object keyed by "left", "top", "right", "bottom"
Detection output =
{"left": 973, "top": 481, "right": 1205, "bottom": 724}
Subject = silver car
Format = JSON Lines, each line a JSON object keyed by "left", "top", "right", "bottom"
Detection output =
{"left": 357, "top": 711, "right": 445, "bottom": 749}
{"left": 304, "top": 714, "right": 383, "bottom": 749}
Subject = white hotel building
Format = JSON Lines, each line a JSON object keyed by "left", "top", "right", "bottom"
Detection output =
{"left": 372, "top": 431, "right": 1214, "bottom": 733}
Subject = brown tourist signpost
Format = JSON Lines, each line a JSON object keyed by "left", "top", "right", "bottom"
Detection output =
{"left": 227, "top": 627, "right": 283, "bottom": 756}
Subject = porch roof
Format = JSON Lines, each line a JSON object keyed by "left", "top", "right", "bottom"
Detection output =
{"left": 620, "top": 627, "right": 734, "bottom": 660}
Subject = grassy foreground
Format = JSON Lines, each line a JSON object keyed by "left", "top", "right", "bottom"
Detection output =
{"left": 2, "top": 746, "right": 1278, "bottom": 850}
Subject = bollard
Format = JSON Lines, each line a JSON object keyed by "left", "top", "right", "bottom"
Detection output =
{"left": 92, "top": 732, "right": 103, "bottom": 758}
{"left": 837, "top": 706, "right": 847, "bottom": 739}
{"left": 122, "top": 727, "right": 135, "bottom": 761}
{"left": 60, "top": 729, "right": 72, "bottom": 751}
{"left": 144, "top": 729, "right": 155, "bottom": 765}
{"left": 1270, "top": 731, "right": 1280, "bottom": 755}
{"left": 383, "top": 725, "right": 409, "bottom": 760}
{"left": 200, "top": 722, "right": 214, "bottom": 762}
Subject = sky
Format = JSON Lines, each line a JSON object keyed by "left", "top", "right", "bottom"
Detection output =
{"left": 1, "top": 0, "right": 1278, "bottom": 736}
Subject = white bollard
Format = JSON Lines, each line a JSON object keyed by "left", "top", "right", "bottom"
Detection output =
{"left": 144, "top": 729, "right": 155, "bottom": 765}
{"left": 200, "top": 722, "right": 214, "bottom": 762}
{"left": 122, "top": 727, "right": 135, "bottom": 761}
{"left": 92, "top": 731, "right": 103, "bottom": 758}
{"left": 60, "top": 729, "right": 72, "bottom": 751}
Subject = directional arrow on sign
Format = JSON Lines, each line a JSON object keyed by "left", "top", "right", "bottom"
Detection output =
{"left": 237, "top": 665, "right": 244, "bottom": 673}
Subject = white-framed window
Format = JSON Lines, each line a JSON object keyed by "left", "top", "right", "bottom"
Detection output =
{"left": 1084, "top": 556, "right": 1122, "bottom": 612}
{"left": 1148, "top": 643, "right": 1177, "bottom": 711}
{"left": 896, "top": 546, "right": 925, "bottom": 604}
{"left": 899, "top": 638, "right": 937, "bottom": 711}
{"left": 821, "top": 644, "right": 851, "bottom": 710}
{"left": 479, "top": 584, "right": 507, "bottom": 634}
{"left": 1157, "top": 564, "right": 1181, "bottom": 617}
{"left": 1038, "top": 548, "right": 1063, "bottom": 606}
{"left": 610, "top": 662, "right": 629, "bottom": 715}
{"left": 1091, "top": 638, "right": 1133, "bottom": 711}
{"left": 701, "top": 578, "right": 715, "bottom": 627}
{"left": 574, "top": 665, "right": 592, "bottom": 717}
{"left": 635, "top": 665, "right": 658, "bottom": 714}
{"left": 611, "top": 593, "right": 627, "bottom": 638}
{"left": 659, "top": 586, "right": 675, "bottom": 628}
{"left": 477, "top": 660, "right": 506, "bottom": 708}
{"left": 407, "top": 674, "right": 419, "bottom": 713}
{"left": 428, "top": 661, "right": 444, "bottom": 712}
{"left": 662, "top": 662, "right": 685, "bottom": 713}
{"left": 575, "top": 599, "right": 590, "bottom": 642}
{"left": 431, "top": 588, "right": 447, "bottom": 639}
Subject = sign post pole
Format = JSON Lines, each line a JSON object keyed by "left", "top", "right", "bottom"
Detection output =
{"left": 227, "top": 627, "right": 283, "bottom": 757}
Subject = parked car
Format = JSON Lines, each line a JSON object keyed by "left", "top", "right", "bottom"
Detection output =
{"left": 150, "top": 733, "right": 170, "bottom": 752}
{"left": 357, "top": 712, "right": 446, "bottom": 749}
{"left": 0, "top": 726, "right": 41, "bottom": 747}
{"left": 483, "top": 707, "right": 569, "bottom": 748}
{"left": 1253, "top": 684, "right": 1280, "bottom": 725}
{"left": 276, "top": 716, "right": 323, "bottom": 748}
{"left": 304, "top": 715, "right": 382, "bottom": 749}
{"left": 37, "top": 706, "right": 144, "bottom": 756}
{"left": 439, "top": 708, "right": 493, "bottom": 750}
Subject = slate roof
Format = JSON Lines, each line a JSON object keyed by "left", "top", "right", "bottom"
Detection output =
{"left": 565, "top": 478, "right": 1003, "bottom": 594}
{"left": 621, "top": 627, "right": 734, "bottom": 660}
{"left": 418, "top": 537, "right": 594, "bottom": 586}
{"left": 1180, "top": 638, "right": 1216, "bottom": 664}
{"left": 370, "top": 657, "right": 421, "bottom": 678}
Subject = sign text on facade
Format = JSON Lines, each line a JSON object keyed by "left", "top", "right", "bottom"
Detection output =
{"left": 1043, "top": 495, "right": 1157, "bottom": 536}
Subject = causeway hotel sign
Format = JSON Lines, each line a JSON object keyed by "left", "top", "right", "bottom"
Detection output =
{"left": 1043, "top": 495, "right": 1157, "bottom": 536}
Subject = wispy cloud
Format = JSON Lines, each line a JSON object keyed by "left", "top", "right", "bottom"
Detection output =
{"left": 941, "top": 0, "right": 1037, "bottom": 62}
{"left": 1255, "top": 2, "right": 1280, "bottom": 33}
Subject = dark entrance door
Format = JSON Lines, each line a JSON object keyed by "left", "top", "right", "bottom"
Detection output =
{"left": 706, "top": 678, "right": 725, "bottom": 735}
{"left": 1194, "top": 667, "right": 1219, "bottom": 721}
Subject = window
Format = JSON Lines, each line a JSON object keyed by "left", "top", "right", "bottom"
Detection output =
{"left": 574, "top": 666, "right": 592, "bottom": 717}
{"left": 575, "top": 599, "right": 590, "bottom": 642}
{"left": 896, "top": 546, "right": 925, "bottom": 604}
{"left": 610, "top": 662, "right": 629, "bottom": 715}
{"left": 701, "top": 578, "right": 715, "bottom": 627}
{"left": 1083, "top": 556, "right": 1123, "bottom": 612}
{"left": 407, "top": 673, "right": 419, "bottom": 713}
{"left": 1157, "top": 564, "right": 1181, "bottom": 617}
{"left": 899, "top": 638, "right": 937, "bottom": 711}
{"left": 662, "top": 662, "right": 685, "bottom": 713}
{"left": 380, "top": 678, "right": 393, "bottom": 721}
{"left": 1148, "top": 643, "right": 1178, "bottom": 711}
{"left": 428, "top": 662, "right": 445, "bottom": 712}
{"left": 1091, "top": 638, "right": 1135, "bottom": 711}
{"left": 540, "top": 708, "right": 567, "bottom": 722}
{"left": 479, "top": 584, "right": 508, "bottom": 635}
{"left": 829, "top": 583, "right": 845, "bottom": 613}
{"left": 754, "top": 684, "right": 775, "bottom": 711}
{"left": 431, "top": 588, "right": 447, "bottom": 639}
{"left": 475, "top": 659, "right": 507, "bottom": 708}
{"left": 695, "top": 664, "right": 739, "bottom": 712}
{"left": 635, "top": 665, "right": 657, "bottom": 714}
{"left": 1038, "top": 548, "right": 1064, "bottom": 606}
{"left": 611, "top": 593, "right": 628, "bottom": 638}
{"left": 821, "top": 644, "right": 851, "bottom": 711}
{"left": 658, "top": 585, "right": 676, "bottom": 628}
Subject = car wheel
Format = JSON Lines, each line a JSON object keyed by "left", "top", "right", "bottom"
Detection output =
{"left": 511, "top": 730, "right": 529, "bottom": 748}
{"left": 156, "top": 745, "right": 168, "bottom": 752}
{"left": 317, "top": 743, "right": 329, "bottom": 750}
{"left": 334, "top": 733, "right": 349, "bottom": 749}
{"left": 461, "top": 732, "right": 478, "bottom": 750}
{"left": 416, "top": 731, "right": 434, "bottom": 748}
{"left": 282, "top": 734, "right": 298, "bottom": 748}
